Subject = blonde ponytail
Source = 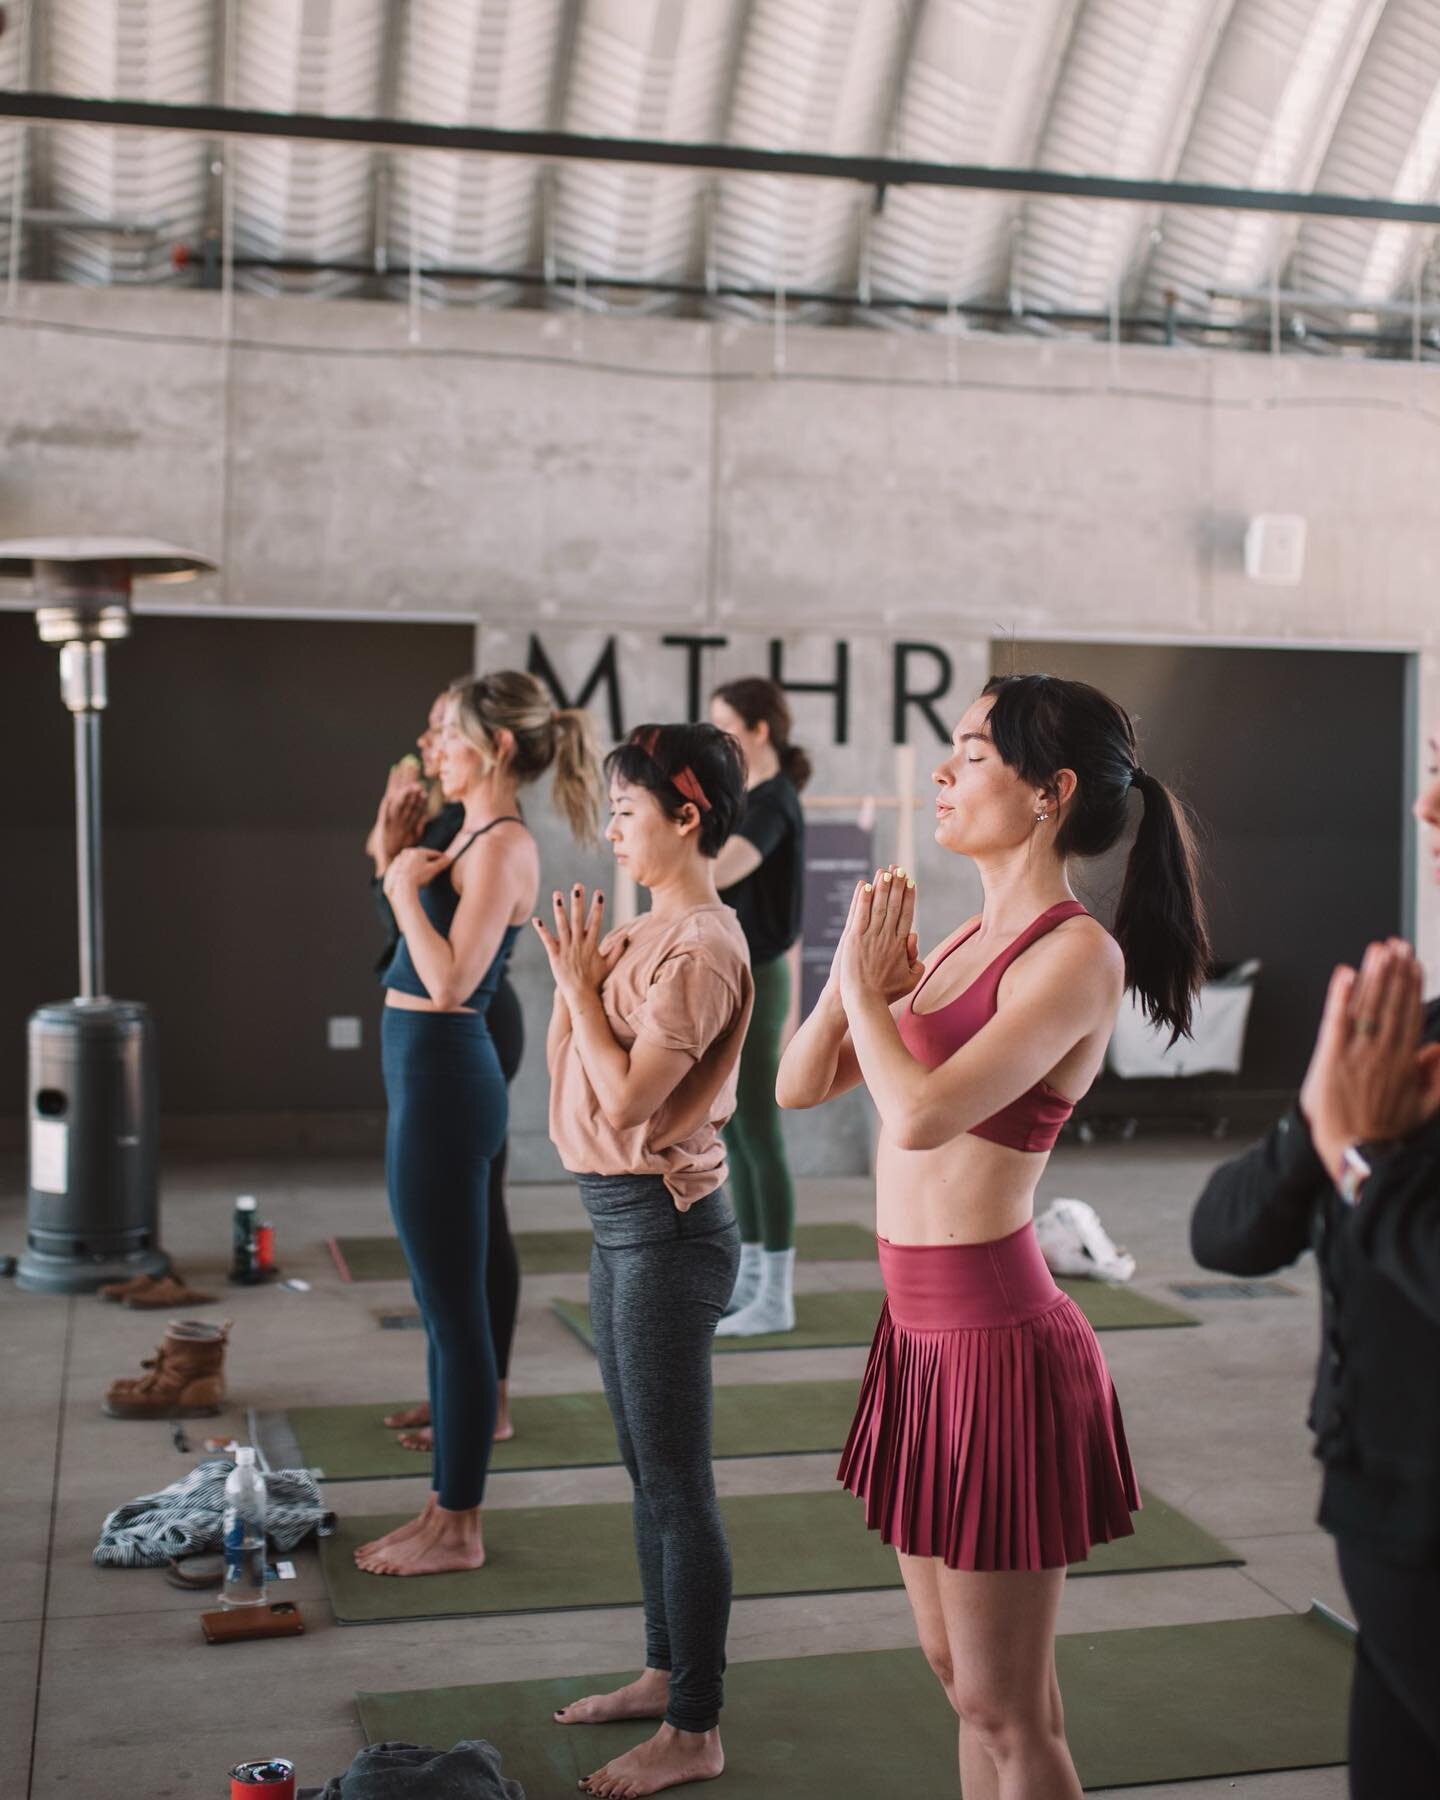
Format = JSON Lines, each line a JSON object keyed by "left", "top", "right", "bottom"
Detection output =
{"left": 449, "top": 673, "right": 603, "bottom": 844}
{"left": 550, "top": 707, "right": 604, "bottom": 845}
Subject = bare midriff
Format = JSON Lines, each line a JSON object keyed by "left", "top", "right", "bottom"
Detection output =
{"left": 874, "top": 1020, "right": 1108, "bottom": 1246}
{"left": 384, "top": 990, "right": 477, "bottom": 1015}
{"left": 875, "top": 1131, "right": 1050, "bottom": 1245}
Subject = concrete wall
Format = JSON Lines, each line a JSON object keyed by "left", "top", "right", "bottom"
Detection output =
{"left": 3, "top": 282, "right": 1437, "bottom": 1170}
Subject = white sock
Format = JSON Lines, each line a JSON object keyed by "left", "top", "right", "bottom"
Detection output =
{"left": 715, "top": 1248, "right": 796, "bottom": 1336}
{"left": 723, "top": 1241, "right": 764, "bottom": 1316}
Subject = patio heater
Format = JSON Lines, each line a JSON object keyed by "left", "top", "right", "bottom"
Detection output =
{"left": 1, "top": 539, "right": 215, "bottom": 1294}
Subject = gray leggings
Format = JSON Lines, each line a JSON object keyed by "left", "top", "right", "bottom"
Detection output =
{"left": 578, "top": 1174, "right": 740, "bottom": 1734}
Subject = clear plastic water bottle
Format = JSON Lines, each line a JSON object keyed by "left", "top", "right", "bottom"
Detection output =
{"left": 221, "top": 1447, "right": 268, "bottom": 1608}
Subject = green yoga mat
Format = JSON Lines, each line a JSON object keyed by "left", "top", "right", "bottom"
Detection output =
{"left": 330, "top": 1222, "right": 878, "bottom": 1283}
{"left": 356, "top": 1609, "right": 1351, "bottom": 1793}
{"left": 287, "top": 1380, "right": 861, "bottom": 1480}
{"left": 552, "top": 1278, "right": 1195, "bottom": 1355}
{"left": 321, "top": 1487, "right": 1235, "bottom": 1625}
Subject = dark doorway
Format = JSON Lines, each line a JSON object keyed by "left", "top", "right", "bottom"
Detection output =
{"left": 995, "top": 641, "right": 1408, "bottom": 1112}
{"left": 1, "top": 612, "right": 473, "bottom": 1132}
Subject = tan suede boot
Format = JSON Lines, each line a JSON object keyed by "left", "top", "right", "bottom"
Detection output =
{"left": 123, "top": 1274, "right": 215, "bottom": 1310}
{"left": 99, "top": 1271, "right": 213, "bottom": 1308}
{"left": 103, "top": 1319, "right": 230, "bottom": 1419}
{"left": 98, "top": 1272, "right": 162, "bottom": 1303}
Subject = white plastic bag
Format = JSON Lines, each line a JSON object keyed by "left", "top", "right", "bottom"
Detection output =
{"left": 1035, "top": 1198, "right": 1136, "bottom": 1283}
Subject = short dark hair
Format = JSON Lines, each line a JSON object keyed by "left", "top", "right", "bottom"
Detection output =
{"left": 605, "top": 722, "right": 746, "bottom": 858}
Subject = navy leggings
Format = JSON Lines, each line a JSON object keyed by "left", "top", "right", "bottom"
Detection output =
{"left": 485, "top": 977, "right": 524, "bottom": 1381}
{"left": 382, "top": 1005, "right": 507, "bottom": 1511}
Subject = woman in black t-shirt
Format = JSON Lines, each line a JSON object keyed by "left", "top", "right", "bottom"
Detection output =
{"left": 709, "top": 678, "right": 808, "bottom": 1335}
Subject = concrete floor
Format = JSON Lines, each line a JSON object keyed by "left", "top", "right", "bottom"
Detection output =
{"left": 1, "top": 1142, "right": 1350, "bottom": 1799}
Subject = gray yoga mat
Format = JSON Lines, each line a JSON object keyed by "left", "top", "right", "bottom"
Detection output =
{"left": 356, "top": 1608, "right": 1351, "bottom": 1792}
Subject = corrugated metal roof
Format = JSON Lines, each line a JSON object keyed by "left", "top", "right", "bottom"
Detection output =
{"left": 6, "top": 0, "right": 1440, "bottom": 351}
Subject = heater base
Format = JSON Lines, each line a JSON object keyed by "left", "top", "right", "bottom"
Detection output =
{"left": 17, "top": 1238, "right": 171, "bottom": 1296}
{"left": 16, "top": 1242, "right": 170, "bottom": 1297}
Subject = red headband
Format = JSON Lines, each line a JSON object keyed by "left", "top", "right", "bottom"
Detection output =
{"left": 634, "top": 728, "right": 712, "bottom": 813}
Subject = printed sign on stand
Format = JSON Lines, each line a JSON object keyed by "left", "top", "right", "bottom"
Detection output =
{"left": 800, "top": 820, "right": 875, "bottom": 1019}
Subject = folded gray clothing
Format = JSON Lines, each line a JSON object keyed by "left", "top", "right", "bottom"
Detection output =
{"left": 94, "top": 1455, "right": 332, "bottom": 1568}
{"left": 299, "top": 1740, "right": 524, "bottom": 1800}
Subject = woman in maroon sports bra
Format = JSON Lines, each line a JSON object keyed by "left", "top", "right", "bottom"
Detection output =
{"left": 778, "top": 673, "right": 1208, "bottom": 1799}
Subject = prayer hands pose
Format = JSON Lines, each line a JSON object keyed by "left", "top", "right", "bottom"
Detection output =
{"left": 381, "top": 844, "right": 450, "bottom": 901}
{"left": 837, "top": 865, "right": 925, "bottom": 1010}
{"left": 533, "top": 884, "right": 628, "bottom": 1010}
{"left": 1300, "top": 936, "right": 1440, "bottom": 1178}
{"left": 376, "top": 782, "right": 427, "bottom": 864}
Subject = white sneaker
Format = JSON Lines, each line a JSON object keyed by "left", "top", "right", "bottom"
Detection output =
{"left": 715, "top": 1249, "right": 796, "bottom": 1336}
{"left": 1035, "top": 1199, "right": 1136, "bottom": 1283}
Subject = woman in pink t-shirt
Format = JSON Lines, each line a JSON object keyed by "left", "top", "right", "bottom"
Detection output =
{"left": 534, "top": 721, "right": 755, "bottom": 1800}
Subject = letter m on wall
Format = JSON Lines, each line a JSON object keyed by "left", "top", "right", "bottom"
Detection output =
{"left": 528, "top": 635, "right": 624, "bottom": 742}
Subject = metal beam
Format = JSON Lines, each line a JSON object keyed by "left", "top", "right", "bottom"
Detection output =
{"left": 3, "top": 91, "right": 1440, "bottom": 226}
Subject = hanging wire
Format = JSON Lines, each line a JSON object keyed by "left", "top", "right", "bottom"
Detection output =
{"left": 219, "top": 0, "right": 237, "bottom": 344}
{"left": 572, "top": 260, "right": 586, "bottom": 358}
{"left": 5, "top": 0, "right": 33, "bottom": 314}
{"left": 407, "top": 153, "right": 421, "bottom": 344}
{"left": 218, "top": 0, "right": 240, "bottom": 604}
{"left": 703, "top": 181, "right": 718, "bottom": 299}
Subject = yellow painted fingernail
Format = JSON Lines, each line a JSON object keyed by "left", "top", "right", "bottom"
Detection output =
{"left": 881, "top": 871, "right": 892, "bottom": 883}
{"left": 895, "top": 867, "right": 907, "bottom": 878}
{"left": 864, "top": 882, "right": 873, "bottom": 893}
{"left": 907, "top": 879, "right": 915, "bottom": 889}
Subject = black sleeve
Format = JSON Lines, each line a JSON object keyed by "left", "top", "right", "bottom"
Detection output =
{"left": 1189, "top": 1107, "right": 1329, "bottom": 1275}
{"left": 1344, "top": 1136, "right": 1440, "bottom": 1326}
{"left": 371, "top": 876, "right": 400, "bottom": 974}
{"left": 735, "top": 788, "right": 790, "bottom": 860}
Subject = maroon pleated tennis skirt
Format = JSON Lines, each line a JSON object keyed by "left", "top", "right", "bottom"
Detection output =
{"left": 837, "top": 1221, "right": 1140, "bottom": 1572}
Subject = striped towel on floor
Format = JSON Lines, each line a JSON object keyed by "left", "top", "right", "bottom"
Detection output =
{"left": 94, "top": 1456, "right": 333, "bottom": 1568}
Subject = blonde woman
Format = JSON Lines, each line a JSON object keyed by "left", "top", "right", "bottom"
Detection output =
{"left": 356, "top": 672, "right": 601, "bottom": 1578}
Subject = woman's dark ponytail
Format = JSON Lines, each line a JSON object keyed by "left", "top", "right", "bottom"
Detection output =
{"left": 1114, "top": 769, "right": 1210, "bottom": 1043}
{"left": 983, "top": 673, "right": 1209, "bottom": 1043}
{"left": 777, "top": 741, "right": 813, "bottom": 792}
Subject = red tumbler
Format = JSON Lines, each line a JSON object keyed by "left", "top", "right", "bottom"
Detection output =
{"left": 230, "top": 1758, "right": 295, "bottom": 1799}
{"left": 254, "top": 1223, "right": 276, "bottom": 1272}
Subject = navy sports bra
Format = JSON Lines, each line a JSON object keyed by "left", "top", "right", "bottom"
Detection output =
{"left": 381, "top": 816, "right": 524, "bottom": 1011}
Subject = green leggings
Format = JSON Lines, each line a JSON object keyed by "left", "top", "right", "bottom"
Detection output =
{"left": 722, "top": 954, "right": 796, "bottom": 1252}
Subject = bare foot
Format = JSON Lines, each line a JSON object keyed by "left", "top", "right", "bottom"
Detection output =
{"left": 579, "top": 1724, "right": 723, "bottom": 1797}
{"left": 494, "top": 1417, "right": 515, "bottom": 1443}
{"left": 359, "top": 1507, "right": 485, "bottom": 1577}
{"left": 396, "top": 1427, "right": 433, "bottom": 1452}
{"left": 382, "top": 1402, "right": 429, "bottom": 1429}
{"left": 555, "top": 1669, "right": 668, "bottom": 1726}
{"left": 354, "top": 1496, "right": 437, "bottom": 1563}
